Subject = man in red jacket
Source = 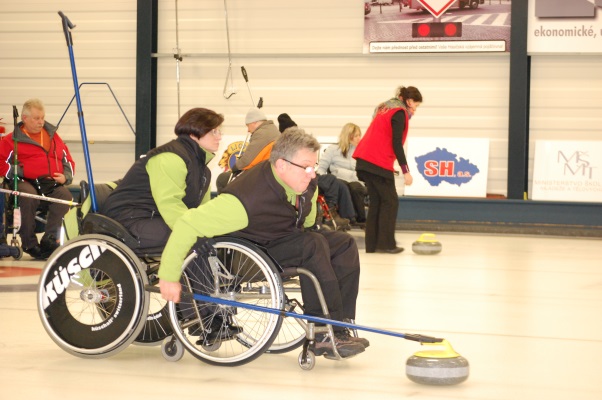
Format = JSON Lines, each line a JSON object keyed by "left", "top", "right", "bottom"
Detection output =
{"left": 0, "top": 99, "right": 75, "bottom": 259}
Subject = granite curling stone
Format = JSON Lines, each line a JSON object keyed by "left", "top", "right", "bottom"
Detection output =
{"left": 411, "top": 233, "right": 442, "bottom": 255}
{"left": 406, "top": 339, "right": 469, "bottom": 386}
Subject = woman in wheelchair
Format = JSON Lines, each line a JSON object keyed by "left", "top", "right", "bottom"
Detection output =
{"left": 159, "top": 128, "right": 369, "bottom": 359}
{"left": 0, "top": 99, "right": 75, "bottom": 259}
{"left": 100, "top": 108, "right": 223, "bottom": 253}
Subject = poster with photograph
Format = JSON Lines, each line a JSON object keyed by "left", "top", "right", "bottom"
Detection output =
{"left": 364, "top": 0, "right": 511, "bottom": 54}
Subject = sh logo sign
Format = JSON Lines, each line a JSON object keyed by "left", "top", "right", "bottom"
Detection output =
{"left": 536, "top": 0, "right": 602, "bottom": 18}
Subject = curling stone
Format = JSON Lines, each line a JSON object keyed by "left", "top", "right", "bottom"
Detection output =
{"left": 412, "top": 233, "right": 442, "bottom": 255}
{"left": 406, "top": 340, "right": 469, "bottom": 386}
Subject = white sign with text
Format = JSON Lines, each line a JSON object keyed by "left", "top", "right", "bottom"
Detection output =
{"left": 532, "top": 140, "right": 602, "bottom": 202}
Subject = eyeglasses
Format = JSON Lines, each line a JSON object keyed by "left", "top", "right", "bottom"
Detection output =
{"left": 283, "top": 159, "right": 317, "bottom": 174}
{"left": 210, "top": 128, "right": 223, "bottom": 137}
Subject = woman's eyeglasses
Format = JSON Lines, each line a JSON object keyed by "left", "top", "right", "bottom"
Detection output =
{"left": 210, "top": 129, "right": 223, "bottom": 137}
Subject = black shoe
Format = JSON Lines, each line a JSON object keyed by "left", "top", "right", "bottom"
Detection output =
{"left": 24, "top": 245, "right": 46, "bottom": 260}
{"left": 40, "top": 234, "right": 60, "bottom": 257}
{"left": 377, "top": 247, "right": 404, "bottom": 254}
{"left": 335, "top": 328, "right": 370, "bottom": 348}
{"left": 195, "top": 317, "right": 243, "bottom": 345}
{"left": 310, "top": 332, "right": 365, "bottom": 358}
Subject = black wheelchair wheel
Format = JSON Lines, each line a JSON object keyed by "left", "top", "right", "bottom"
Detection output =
{"left": 37, "top": 234, "right": 149, "bottom": 358}
{"left": 168, "top": 237, "right": 284, "bottom": 366}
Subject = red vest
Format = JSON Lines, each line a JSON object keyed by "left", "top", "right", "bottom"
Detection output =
{"left": 353, "top": 107, "right": 408, "bottom": 172}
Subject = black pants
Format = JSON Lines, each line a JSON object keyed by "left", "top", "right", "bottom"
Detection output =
{"left": 16, "top": 181, "right": 71, "bottom": 249}
{"left": 110, "top": 208, "right": 171, "bottom": 254}
{"left": 345, "top": 181, "right": 367, "bottom": 222}
{"left": 357, "top": 170, "right": 398, "bottom": 252}
{"left": 317, "top": 174, "right": 355, "bottom": 220}
{"left": 265, "top": 230, "right": 360, "bottom": 329}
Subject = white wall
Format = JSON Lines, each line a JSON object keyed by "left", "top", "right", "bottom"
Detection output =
{"left": 1, "top": 0, "right": 600, "bottom": 196}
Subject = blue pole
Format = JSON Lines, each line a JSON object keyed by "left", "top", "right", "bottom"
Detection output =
{"left": 190, "top": 292, "right": 444, "bottom": 344}
{"left": 58, "top": 11, "right": 98, "bottom": 212}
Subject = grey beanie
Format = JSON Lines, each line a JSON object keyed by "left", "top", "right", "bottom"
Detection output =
{"left": 245, "top": 107, "right": 267, "bottom": 124}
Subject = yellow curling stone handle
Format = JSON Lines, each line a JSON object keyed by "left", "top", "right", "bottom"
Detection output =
{"left": 416, "top": 233, "right": 438, "bottom": 243}
{"left": 414, "top": 339, "right": 461, "bottom": 359}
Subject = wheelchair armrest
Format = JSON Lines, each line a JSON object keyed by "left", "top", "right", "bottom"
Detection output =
{"left": 82, "top": 213, "right": 140, "bottom": 250}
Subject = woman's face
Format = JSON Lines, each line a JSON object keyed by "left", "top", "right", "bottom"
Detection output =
{"left": 350, "top": 129, "right": 361, "bottom": 146}
{"left": 193, "top": 127, "right": 222, "bottom": 153}
{"left": 406, "top": 99, "right": 421, "bottom": 117}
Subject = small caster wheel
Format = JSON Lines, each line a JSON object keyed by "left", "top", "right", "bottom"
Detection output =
{"left": 161, "top": 336, "right": 184, "bottom": 362}
{"left": 298, "top": 350, "right": 316, "bottom": 370}
{"left": 13, "top": 247, "right": 23, "bottom": 260}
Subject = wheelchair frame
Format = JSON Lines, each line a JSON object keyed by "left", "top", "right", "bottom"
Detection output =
{"left": 36, "top": 220, "right": 358, "bottom": 369}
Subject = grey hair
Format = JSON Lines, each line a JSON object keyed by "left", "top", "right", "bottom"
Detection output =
{"left": 22, "top": 98, "right": 45, "bottom": 117}
{"left": 270, "top": 127, "right": 321, "bottom": 164}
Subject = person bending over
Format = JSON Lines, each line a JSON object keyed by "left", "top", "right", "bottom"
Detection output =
{"left": 101, "top": 107, "right": 223, "bottom": 253}
{"left": 158, "top": 128, "right": 369, "bottom": 359}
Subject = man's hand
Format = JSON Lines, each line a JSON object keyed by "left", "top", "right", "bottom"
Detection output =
{"left": 159, "top": 280, "right": 182, "bottom": 303}
{"left": 52, "top": 172, "right": 67, "bottom": 185}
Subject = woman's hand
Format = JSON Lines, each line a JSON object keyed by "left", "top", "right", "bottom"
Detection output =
{"left": 159, "top": 280, "right": 182, "bottom": 303}
{"left": 404, "top": 172, "right": 413, "bottom": 186}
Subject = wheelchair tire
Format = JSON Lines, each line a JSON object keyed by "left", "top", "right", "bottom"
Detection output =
{"left": 37, "top": 234, "right": 149, "bottom": 358}
{"left": 265, "top": 277, "right": 307, "bottom": 354}
{"left": 133, "top": 293, "right": 171, "bottom": 345}
{"left": 168, "top": 237, "right": 284, "bottom": 366}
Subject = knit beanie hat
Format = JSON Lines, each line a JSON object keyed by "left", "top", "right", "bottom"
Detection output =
{"left": 245, "top": 107, "right": 267, "bottom": 124}
{"left": 277, "top": 113, "right": 297, "bottom": 133}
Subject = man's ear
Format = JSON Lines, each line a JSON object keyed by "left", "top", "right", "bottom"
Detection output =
{"left": 274, "top": 158, "right": 286, "bottom": 172}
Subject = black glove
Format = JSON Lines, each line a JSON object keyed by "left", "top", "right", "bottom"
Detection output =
{"left": 195, "top": 237, "right": 217, "bottom": 256}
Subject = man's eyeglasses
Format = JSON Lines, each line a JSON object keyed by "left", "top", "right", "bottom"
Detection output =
{"left": 283, "top": 159, "right": 317, "bottom": 174}
{"left": 210, "top": 128, "right": 223, "bottom": 137}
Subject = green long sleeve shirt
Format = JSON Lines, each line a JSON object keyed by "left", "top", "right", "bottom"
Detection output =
{"left": 145, "top": 150, "right": 214, "bottom": 229}
{"left": 158, "top": 164, "right": 318, "bottom": 282}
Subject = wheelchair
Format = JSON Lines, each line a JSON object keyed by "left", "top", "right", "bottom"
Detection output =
{"left": 2, "top": 178, "right": 49, "bottom": 253}
{"left": 37, "top": 205, "right": 351, "bottom": 368}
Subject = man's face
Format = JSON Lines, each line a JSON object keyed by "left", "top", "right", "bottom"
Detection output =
{"left": 22, "top": 107, "right": 45, "bottom": 133}
{"left": 277, "top": 148, "right": 318, "bottom": 193}
{"left": 246, "top": 121, "right": 261, "bottom": 134}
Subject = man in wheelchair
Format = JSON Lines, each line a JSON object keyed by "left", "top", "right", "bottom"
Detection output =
{"left": 0, "top": 99, "right": 75, "bottom": 259}
{"left": 159, "top": 128, "right": 369, "bottom": 359}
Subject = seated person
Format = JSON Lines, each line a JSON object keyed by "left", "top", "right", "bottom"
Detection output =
{"left": 101, "top": 108, "right": 223, "bottom": 253}
{"left": 158, "top": 128, "right": 369, "bottom": 359}
{"left": 0, "top": 99, "right": 75, "bottom": 259}
{"left": 276, "top": 113, "right": 353, "bottom": 228}
{"left": 317, "top": 123, "right": 368, "bottom": 226}
{"left": 216, "top": 107, "right": 280, "bottom": 193}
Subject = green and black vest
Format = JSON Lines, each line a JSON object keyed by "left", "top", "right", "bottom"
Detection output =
{"left": 222, "top": 161, "right": 317, "bottom": 246}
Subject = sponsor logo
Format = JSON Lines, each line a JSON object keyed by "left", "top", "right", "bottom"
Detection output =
{"left": 41, "top": 245, "right": 107, "bottom": 309}
{"left": 415, "top": 147, "right": 480, "bottom": 186}
{"left": 558, "top": 150, "right": 597, "bottom": 179}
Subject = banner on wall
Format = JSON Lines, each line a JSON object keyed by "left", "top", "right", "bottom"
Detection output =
{"left": 532, "top": 141, "right": 602, "bottom": 202}
{"left": 528, "top": 0, "right": 602, "bottom": 53}
{"left": 403, "top": 137, "right": 489, "bottom": 197}
{"left": 363, "top": 0, "right": 511, "bottom": 54}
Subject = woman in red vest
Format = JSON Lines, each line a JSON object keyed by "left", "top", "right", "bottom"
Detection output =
{"left": 353, "top": 86, "right": 422, "bottom": 254}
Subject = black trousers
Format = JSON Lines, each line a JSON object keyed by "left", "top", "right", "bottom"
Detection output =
{"left": 345, "top": 181, "right": 367, "bottom": 222}
{"left": 265, "top": 229, "right": 360, "bottom": 329}
{"left": 110, "top": 208, "right": 171, "bottom": 254}
{"left": 16, "top": 181, "right": 71, "bottom": 249}
{"left": 357, "top": 170, "right": 398, "bottom": 252}
{"left": 317, "top": 174, "right": 355, "bottom": 220}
